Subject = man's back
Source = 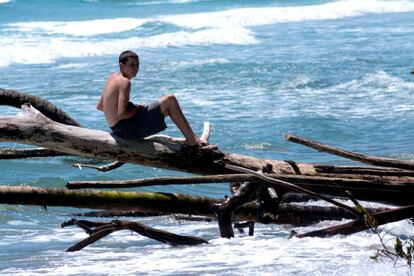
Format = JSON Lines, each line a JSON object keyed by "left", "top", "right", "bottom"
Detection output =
{"left": 99, "top": 72, "right": 131, "bottom": 127}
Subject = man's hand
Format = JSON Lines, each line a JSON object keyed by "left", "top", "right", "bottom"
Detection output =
{"left": 127, "top": 101, "right": 136, "bottom": 110}
{"left": 127, "top": 102, "right": 144, "bottom": 111}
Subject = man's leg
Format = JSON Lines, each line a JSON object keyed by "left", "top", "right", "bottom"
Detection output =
{"left": 158, "top": 94, "right": 206, "bottom": 146}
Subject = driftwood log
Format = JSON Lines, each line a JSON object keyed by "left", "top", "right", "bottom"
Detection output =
{"left": 65, "top": 172, "right": 414, "bottom": 205}
{"left": 0, "top": 104, "right": 313, "bottom": 174}
{"left": 0, "top": 88, "right": 80, "bottom": 159}
{"left": 1, "top": 91, "right": 414, "bottom": 245}
{"left": 0, "top": 104, "right": 410, "bottom": 177}
{"left": 0, "top": 185, "right": 384, "bottom": 225}
{"left": 0, "top": 105, "right": 413, "bottom": 206}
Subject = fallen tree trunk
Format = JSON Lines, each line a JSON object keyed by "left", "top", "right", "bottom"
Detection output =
{"left": 0, "top": 104, "right": 310, "bottom": 175}
{"left": 0, "top": 185, "right": 383, "bottom": 225}
{"left": 3, "top": 105, "right": 414, "bottom": 178}
{"left": 2, "top": 105, "right": 414, "bottom": 205}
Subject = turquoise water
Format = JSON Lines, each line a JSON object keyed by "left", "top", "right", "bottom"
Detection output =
{"left": 1, "top": 0, "right": 414, "bottom": 275}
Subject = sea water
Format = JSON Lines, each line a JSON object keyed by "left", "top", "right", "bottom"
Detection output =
{"left": 0, "top": 0, "right": 414, "bottom": 275}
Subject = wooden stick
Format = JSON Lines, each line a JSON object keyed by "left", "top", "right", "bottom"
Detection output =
{"left": 295, "top": 205, "right": 414, "bottom": 238}
{"left": 66, "top": 172, "right": 414, "bottom": 206}
{"left": 313, "top": 165, "right": 414, "bottom": 176}
{"left": 72, "top": 161, "right": 125, "bottom": 172}
{"left": 284, "top": 134, "right": 414, "bottom": 171}
{"left": 66, "top": 172, "right": 411, "bottom": 189}
{"left": 67, "top": 174, "right": 254, "bottom": 189}
{"left": 0, "top": 147, "right": 68, "bottom": 159}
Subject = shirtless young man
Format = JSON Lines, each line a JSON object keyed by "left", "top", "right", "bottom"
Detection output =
{"left": 97, "top": 50, "right": 206, "bottom": 146}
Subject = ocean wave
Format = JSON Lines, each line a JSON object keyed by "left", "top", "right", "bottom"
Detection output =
{"left": 161, "top": 0, "right": 414, "bottom": 29}
{"left": 8, "top": 18, "right": 148, "bottom": 36}
{"left": 0, "top": 0, "right": 12, "bottom": 4}
{"left": 7, "top": 0, "right": 414, "bottom": 36}
{"left": 1, "top": 0, "right": 414, "bottom": 66}
{"left": 0, "top": 27, "right": 255, "bottom": 66}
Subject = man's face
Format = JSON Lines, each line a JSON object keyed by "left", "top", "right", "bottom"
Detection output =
{"left": 121, "top": 57, "right": 140, "bottom": 79}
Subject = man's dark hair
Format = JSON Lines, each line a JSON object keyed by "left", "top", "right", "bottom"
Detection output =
{"left": 119, "top": 50, "right": 139, "bottom": 64}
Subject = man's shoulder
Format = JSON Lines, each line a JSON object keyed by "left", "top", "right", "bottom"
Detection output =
{"left": 108, "top": 73, "right": 131, "bottom": 87}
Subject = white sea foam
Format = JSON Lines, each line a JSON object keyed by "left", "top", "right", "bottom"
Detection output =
{"left": 276, "top": 71, "right": 414, "bottom": 120}
{"left": 0, "top": 0, "right": 12, "bottom": 4}
{"left": 160, "top": 0, "right": 414, "bottom": 29}
{"left": 1, "top": 221, "right": 410, "bottom": 275}
{"left": 7, "top": 0, "right": 414, "bottom": 36}
{"left": 170, "top": 0, "right": 201, "bottom": 3}
{"left": 170, "top": 58, "right": 229, "bottom": 68}
{"left": 0, "top": 27, "right": 255, "bottom": 66}
{"left": 8, "top": 18, "right": 148, "bottom": 36}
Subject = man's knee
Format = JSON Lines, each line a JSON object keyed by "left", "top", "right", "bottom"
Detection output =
{"left": 167, "top": 94, "right": 177, "bottom": 103}
{"left": 161, "top": 94, "right": 177, "bottom": 106}
{"left": 159, "top": 94, "right": 178, "bottom": 114}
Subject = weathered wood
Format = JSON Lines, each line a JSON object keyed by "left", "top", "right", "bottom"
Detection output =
{"left": 0, "top": 147, "right": 69, "bottom": 159}
{"left": 65, "top": 173, "right": 414, "bottom": 205}
{"left": 0, "top": 185, "right": 383, "bottom": 225}
{"left": 0, "top": 88, "right": 81, "bottom": 126}
{"left": 212, "top": 181, "right": 261, "bottom": 238}
{"left": 296, "top": 205, "right": 414, "bottom": 238}
{"left": 70, "top": 122, "right": 213, "bottom": 171}
{"left": 0, "top": 185, "right": 221, "bottom": 216}
{"left": 72, "top": 161, "right": 125, "bottom": 172}
{"left": 67, "top": 173, "right": 411, "bottom": 189}
{"left": 2, "top": 105, "right": 414, "bottom": 205}
{"left": 0, "top": 105, "right": 307, "bottom": 175}
{"left": 63, "top": 218, "right": 207, "bottom": 251}
{"left": 225, "top": 164, "right": 360, "bottom": 217}
{"left": 285, "top": 134, "right": 414, "bottom": 171}
{"left": 313, "top": 165, "right": 414, "bottom": 177}
{"left": 0, "top": 88, "right": 82, "bottom": 159}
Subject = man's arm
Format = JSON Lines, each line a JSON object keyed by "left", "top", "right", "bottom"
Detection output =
{"left": 117, "top": 80, "right": 139, "bottom": 120}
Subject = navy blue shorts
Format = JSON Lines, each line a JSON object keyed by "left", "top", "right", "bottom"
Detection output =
{"left": 110, "top": 100, "right": 167, "bottom": 140}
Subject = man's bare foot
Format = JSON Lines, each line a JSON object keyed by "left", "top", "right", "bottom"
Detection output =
{"left": 184, "top": 138, "right": 208, "bottom": 147}
{"left": 183, "top": 138, "right": 218, "bottom": 151}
